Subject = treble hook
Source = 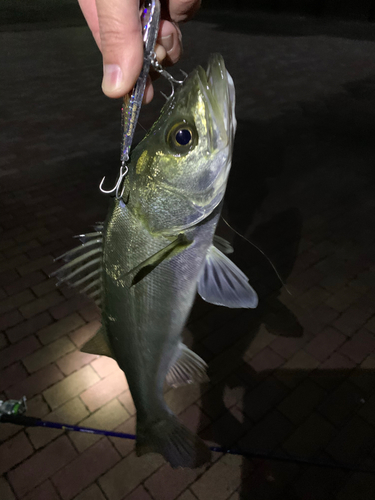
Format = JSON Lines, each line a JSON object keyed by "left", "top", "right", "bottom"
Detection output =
{"left": 150, "top": 53, "right": 186, "bottom": 100}
{"left": 99, "top": 163, "right": 128, "bottom": 199}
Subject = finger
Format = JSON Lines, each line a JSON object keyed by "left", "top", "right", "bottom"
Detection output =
{"left": 157, "top": 20, "right": 182, "bottom": 66}
{"left": 143, "top": 76, "right": 154, "bottom": 104}
{"left": 95, "top": 0, "right": 143, "bottom": 98}
{"left": 167, "top": 0, "right": 201, "bottom": 22}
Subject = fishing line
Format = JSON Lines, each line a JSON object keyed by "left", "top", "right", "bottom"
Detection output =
{"left": 221, "top": 216, "right": 292, "bottom": 296}
{"left": 2, "top": 413, "right": 375, "bottom": 474}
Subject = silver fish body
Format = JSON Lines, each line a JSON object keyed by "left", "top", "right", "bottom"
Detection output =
{"left": 56, "top": 54, "right": 258, "bottom": 468}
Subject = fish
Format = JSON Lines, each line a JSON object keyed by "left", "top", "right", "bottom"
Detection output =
{"left": 55, "top": 54, "right": 258, "bottom": 469}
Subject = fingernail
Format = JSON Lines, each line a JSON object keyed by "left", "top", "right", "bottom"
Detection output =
{"left": 102, "top": 64, "right": 122, "bottom": 93}
{"left": 155, "top": 44, "right": 166, "bottom": 63}
{"left": 161, "top": 33, "right": 174, "bottom": 53}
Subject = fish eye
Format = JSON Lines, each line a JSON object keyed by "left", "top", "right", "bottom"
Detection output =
{"left": 167, "top": 122, "right": 197, "bottom": 155}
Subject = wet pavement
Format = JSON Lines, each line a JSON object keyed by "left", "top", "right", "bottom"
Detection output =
{"left": 1, "top": 9, "right": 375, "bottom": 500}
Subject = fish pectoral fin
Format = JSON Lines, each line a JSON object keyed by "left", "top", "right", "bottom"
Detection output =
{"left": 166, "top": 342, "right": 209, "bottom": 388}
{"left": 197, "top": 245, "right": 258, "bottom": 309}
{"left": 213, "top": 235, "right": 234, "bottom": 254}
{"left": 127, "top": 234, "right": 192, "bottom": 287}
{"left": 80, "top": 326, "right": 114, "bottom": 358}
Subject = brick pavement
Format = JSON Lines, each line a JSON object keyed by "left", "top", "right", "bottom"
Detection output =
{"left": 2, "top": 9, "right": 375, "bottom": 500}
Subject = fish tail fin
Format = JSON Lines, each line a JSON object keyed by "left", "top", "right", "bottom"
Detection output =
{"left": 136, "top": 414, "right": 211, "bottom": 469}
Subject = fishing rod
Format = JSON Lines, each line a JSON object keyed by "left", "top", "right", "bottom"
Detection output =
{"left": 1, "top": 397, "right": 373, "bottom": 474}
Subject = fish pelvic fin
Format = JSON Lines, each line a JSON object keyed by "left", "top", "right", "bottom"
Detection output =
{"left": 136, "top": 414, "right": 211, "bottom": 469}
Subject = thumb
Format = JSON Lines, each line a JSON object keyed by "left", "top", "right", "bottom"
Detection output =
{"left": 96, "top": 0, "right": 144, "bottom": 98}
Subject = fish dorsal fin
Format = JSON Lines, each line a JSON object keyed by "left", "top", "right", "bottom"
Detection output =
{"left": 52, "top": 227, "right": 104, "bottom": 308}
{"left": 213, "top": 235, "right": 234, "bottom": 254}
{"left": 197, "top": 245, "right": 258, "bottom": 309}
{"left": 166, "top": 343, "right": 209, "bottom": 388}
{"left": 81, "top": 326, "right": 114, "bottom": 358}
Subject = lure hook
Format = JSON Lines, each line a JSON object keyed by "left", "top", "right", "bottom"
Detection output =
{"left": 151, "top": 54, "right": 186, "bottom": 100}
{"left": 99, "top": 163, "right": 128, "bottom": 199}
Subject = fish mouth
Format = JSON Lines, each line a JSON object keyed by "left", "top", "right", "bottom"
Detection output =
{"left": 197, "top": 54, "right": 236, "bottom": 151}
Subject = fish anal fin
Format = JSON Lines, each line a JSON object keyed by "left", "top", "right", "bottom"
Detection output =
{"left": 166, "top": 343, "right": 209, "bottom": 388}
{"left": 198, "top": 245, "right": 258, "bottom": 309}
{"left": 81, "top": 326, "right": 114, "bottom": 358}
{"left": 129, "top": 234, "right": 192, "bottom": 286}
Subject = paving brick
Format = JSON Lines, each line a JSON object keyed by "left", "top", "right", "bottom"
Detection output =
{"left": 311, "top": 352, "right": 356, "bottom": 391}
{"left": 0, "top": 331, "right": 7, "bottom": 349}
{"left": 176, "top": 491, "right": 197, "bottom": 500}
{"left": 295, "top": 285, "right": 331, "bottom": 309}
{"left": 304, "top": 326, "right": 346, "bottom": 362}
{"left": 38, "top": 312, "right": 86, "bottom": 345}
{"left": 197, "top": 376, "right": 245, "bottom": 421}
{"left": 366, "top": 315, "right": 375, "bottom": 334}
{"left": 200, "top": 405, "right": 251, "bottom": 449}
{"left": 242, "top": 375, "right": 289, "bottom": 422}
{"left": 69, "top": 320, "right": 101, "bottom": 348}
{"left": 125, "top": 485, "right": 153, "bottom": 500}
{"left": 43, "top": 364, "right": 100, "bottom": 409}
{"left": 0, "top": 309, "right": 23, "bottom": 334}
{"left": 282, "top": 413, "right": 335, "bottom": 457}
{"left": 0, "top": 362, "right": 28, "bottom": 392}
{"left": 79, "top": 369, "right": 129, "bottom": 413}
{"left": 337, "top": 471, "right": 375, "bottom": 500}
{"left": 0, "top": 269, "right": 19, "bottom": 288}
{"left": 79, "top": 303, "right": 101, "bottom": 322}
{"left": 0, "top": 478, "right": 16, "bottom": 500}
{"left": 0, "top": 254, "right": 29, "bottom": 274}
{"left": 339, "top": 328, "right": 375, "bottom": 363}
{"left": 6, "top": 312, "right": 53, "bottom": 343}
{"left": 240, "top": 324, "right": 276, "bottom": 360}
{"left": 326, "top": 286, "right": 363, "bottom": 312}
{"left": 22, "top": 480, "right": 60, "bottom": 500}
{"left": 50, "top": 294, "right": 91, "bottom": 320}
{"left": 2, "top": 239, "right": 40, "bottom": 260}
{"left": 91, "top": 355, "right": 119, "bottom": 378}
{"left": 39, "top": 228, "right": 74, "bottom": 244}
{"left": 0, "top": 289, "right": 35, "bottom": 316}
{"left": 72, "top": 484, "right": 107, "bottom": 500}
{"left": 15, "top": 227, "right": 49, "bottom": 244}
{"left": 4, "top": 271, "right": 46, "bottom": 296}
{"left": 318, "top": 380, "right": 365, "bottom": 425}
{"left": 109, "top": 415, "right": 136, "bottom": 458}
{"left": 277, "top": 379, "right": 326, "bottom": 425}
{"left": 325, "top": 416, "right": 375, "bottom": 463}
{"left": 333, "top": 305, "right": 374, "bottom": 336}
{"left": 19, "top": 290, "right": 64, "bottom": 319}
{"left": 0, "top": 431, "right": 34, "bottom": 475}
{"left": 23, "top": 336, "right": 76, "bottom": 373}
{"left": 27, "top": 397, "right": 90, "bottom": 449}
{"left": 118, "top": 390, "right": 136, "bottom": 416}
{"left": 99, "top": 451, "right": 164, "bottom": 500}
{"left": 247, "top": 346, "right": 284, "bottom": 373}
{"left": 293, "top": 462, "right": 346, "bottom": 500}
{"left": 6, "top": 363, "right": 64, "bottom": 400}
{"left": 179, "top": 404, "right": 212, "bottom": 434}
{"left": 17, "top": 257, "right": 54, "bottom": 277}
{"left": 268, "top": 331, "right": 311, "bottom": 359}
{"left": 0, "top": 335, "right": 40, "bottom": 370}
{"left": 0, "top": 422, "right": 21, "bottom": 442}
{"left": 69, "top": 399, "right": 129, "bottom": 452}
{"left": 275, "top": 350, "right": 320, "bottom": 388}
{"left": 56, "top": 349, "right": 97, "bottom": 375}
{"left": 27, "top": 240, "right": 63, "bottom": 260}
{"left": 164, "top": 381, "right": 204, "bottom": 416}
{"left": 8, "top": 435, "right": 78, "bottom": 498}
{"left": 191, "top": 454, "right": 243, "bottom": 500}
{"left": 26, "top": 394, "right": 50, "bottom": 418}
{"left": 51, "top": 438, "right": 120, "bottom": 500}
{"left": 32, "top": 278, "right": 58, "bottom": 297}
{"left": 145, "top": 463, "right": 198, "bottom": 500}
{"left": 238, "top": 409, "right": 294, "bottom": 452}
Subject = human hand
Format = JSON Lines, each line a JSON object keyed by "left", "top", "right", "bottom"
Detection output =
{"left": 78, "top": 0, "right": 201, "bottom": 102}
